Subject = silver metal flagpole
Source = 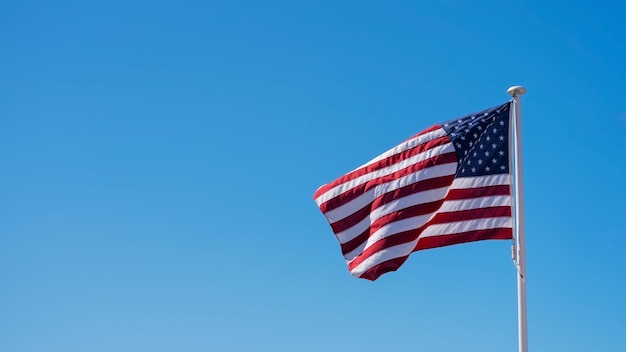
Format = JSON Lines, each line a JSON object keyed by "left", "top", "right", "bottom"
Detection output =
{"left": 507, "top": 85, "right": 528, "bottom": 352}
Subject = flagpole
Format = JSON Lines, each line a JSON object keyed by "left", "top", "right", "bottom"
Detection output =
{"left": 507, "top": 85, "right": 528, "bottom": 352}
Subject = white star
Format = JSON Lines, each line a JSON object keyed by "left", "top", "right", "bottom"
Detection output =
{"left": 483, "top": 112, "right": 489, "bottom": 116}
{"left": 473, "top": 133, "right": 478, "bottom": 139}
{"left": 456, "top": 143, "right": 462, "bottom": 148}
{"left": 477, "top": 126, "right": 482, "bottom": 130}
{"left": 461, "top": 136, "right": 466, "bottom": 140}
{"left": 492, "top": 143, "right": 497, "bottom": 148}
{"left": 464, "top": 150, "right": 468, "bottom": 155}
{"left": 478, "top": 159, "right": 483, "bottom": 165}
{"left": 444, "top": 123, "right": 449, "bottom": 127}
{"left": 473, "top": 152, "right": 477, "bottom": 157}
{"left": 492, "top": 128, "right": 498, "bottom": 133}
{"left": 457, "top": 119, "right": 462, "bottom": 123}
{"left": 469, "top": 141, "right": 473, "bottom": 147}
{"left": 472, "top": 167, "right": 477, "bottom": 172}
{"left": 500, "top": 165, "right": 506, "bottom": 171}
{"left": 486, "top": 136, "right": 491, "bottom": 141}
{"left": 492, "top": 158, "right": 498, "bottom": 164}
{"left": 499, "top": 135, "right": 505, "bottom": 141}
{"left": 467, "top": 160, "right": 472, "bottom": 165}
{"left": 485, "top": 151, "right": 490, "bottom": 156}
{"left": 485, "top": 166, "right": 491, "bottom": 172}
{"left": 471, "top": 116, "right": 476, "bottom": 120}
{"left": 499, "top": 120, "right": 505, "bottom": 126}
{"left": 499, "top": 150, "right": 505, "bottom": 156}
{"left": 451, "top": 132, "right": 456, "bottom": 137}
{"left": 479, "top": 144, "right": 484, "bottom": 149}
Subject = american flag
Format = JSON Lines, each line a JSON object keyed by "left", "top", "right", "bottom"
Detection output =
{"left": 313, "top": 102, "right": 513, "bottom": 281}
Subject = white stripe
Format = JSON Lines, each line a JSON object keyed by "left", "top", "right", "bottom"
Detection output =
{"left": 341, "top": 195, "right": 511, "bottom": 260}
{"left": 439, "top": 195, "right": 511, "bottom": 212}
{"left": 449, "top": 174, "right": 511, "bottom": 190}
{"left": 354, "top": 128, "right": 446, "bottom": 170}
{"left": 314, "top": 142, "right": 454, "bottom": 206}
{"left": 370, "top": 187, "right": 449, "bottom": 227}
{"left": 336, "top": 216, "right": 370, "bottom": 248}
{"left": 339, "top": 187, "right": 449, "bottom": 260}
{"left": 344, "top": 179, "right": 513, "bottom": 276}
{"left": 330, "top": 174, "right": 511, "bottom": 223}
{"left": 349, "top": 240, "right": 418, "bottom": 278}
{"left": 346, "top": 212, "right": 436, "bottom": 263}
{"left": 336, "top": 187, "right": 447, "bottom": 245}
{"left": 324, "top": 162, "right": 457, "bottom": 223}
{"left": 420, "top": 217, "right": 512, "bottom": 238}
{"left": 344, "top": 243, "right": 366, "bottom": 262}
{"left": 343, "top": 212, "right": 432, "bottom": 261}
{"left": 346, "top": 204, "right": 513, "bottom": 270}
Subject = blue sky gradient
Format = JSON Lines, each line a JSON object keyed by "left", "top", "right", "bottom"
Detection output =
{"left": 2, "top": 1, "right": 625, "bottom": 351}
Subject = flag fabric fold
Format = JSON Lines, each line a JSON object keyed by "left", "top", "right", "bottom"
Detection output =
{"left": 313, "top": 102, "right": 513, "bottom": 281}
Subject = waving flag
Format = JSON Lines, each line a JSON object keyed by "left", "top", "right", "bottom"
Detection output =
{"left": 313, "top": 102, "right": 513, "bottom": 280}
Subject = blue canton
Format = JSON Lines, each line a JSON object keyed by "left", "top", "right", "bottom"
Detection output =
{"left": 441, "top": 102, "right": 511, "bottom": 178}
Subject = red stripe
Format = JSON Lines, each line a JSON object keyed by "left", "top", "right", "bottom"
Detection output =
{"left": 348, "top": 228, "right": 513, "bottom": 281}
{"left": 339, "top": 202, "right": 510, "bottom": 256}
{"left": 375, "top": 174, "right": 454, "bottom": 207}
{"left": 358, "top": 256, "right": 409, "bottom": 281}
{"left": 429, "top": 206, "right": 512, "bottom": 225}
{"left": 369, "top": 200, "right": 445, "bottom": 237}
{"left": 341, "top": 229, "right": 370, "bottom": 256}
{"left": 330, "top": 206, "right": 371, "bottom": 234}
{"left": 339, "top": 199, "right": 445, "bottom": 256}
{"left": 330, "top": 174, "right": 455, "bottom": 233}
{"left": 408, "top": 125, "right": 442, "bottom": 139}
{"left": 347, "top": 228, "right": 421, "bottom": 271}
{"left": 313, "top": 130, "right": 448, "bottom": 199}
{"left": 346, "top": 208, "right": 512, "bottom": 272}
{"left": 446, "top": 184, "right": 510, "bottom": 200}
{"left": 414, "top": 228, "right": 512, "bottom": 251}
{"left": 318, "top": 152, "right": 457, "bottom": 213}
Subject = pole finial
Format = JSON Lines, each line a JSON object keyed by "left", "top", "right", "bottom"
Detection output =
{"left": 507, "top": 86, "right": 527, "bottom": 96}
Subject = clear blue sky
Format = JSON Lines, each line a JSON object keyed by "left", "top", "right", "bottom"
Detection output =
{"left": 2, "top": 1, "right": 625, "bottom": 351}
